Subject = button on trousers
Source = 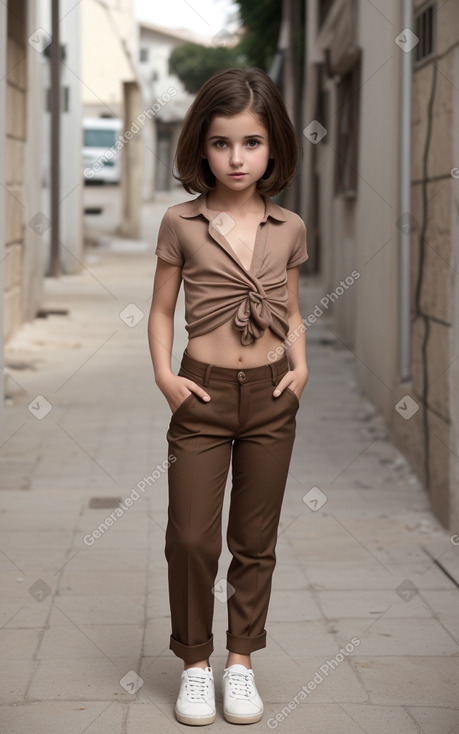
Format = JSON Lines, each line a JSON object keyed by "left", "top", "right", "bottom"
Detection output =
{"left": 164, "top": 349, "right": 300, "bottom": 664}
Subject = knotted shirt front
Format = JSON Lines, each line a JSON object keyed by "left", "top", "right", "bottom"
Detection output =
{"left": 155, "top": 193, "right": 309, "bottom": 346}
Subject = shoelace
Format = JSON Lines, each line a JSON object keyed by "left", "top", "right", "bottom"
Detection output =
{"left": 226, "top": 670, "right": 254, "bottom": 699}
{"left": 184, "top": 671, "right": 210, "bottom": 701}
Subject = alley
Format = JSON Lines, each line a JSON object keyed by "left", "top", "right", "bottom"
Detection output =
{"left": 0, "top": 193, "right": 458, "bottom": 733}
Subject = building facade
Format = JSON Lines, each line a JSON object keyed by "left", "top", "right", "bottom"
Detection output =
{"left": 1, "top": 0, "right": 83, "bottom": 350}
{"left": 300, "top": 0, "right": 459, "bottom": 528}
{"left": 137, "top": 23, "right": 206, "bottom": 197}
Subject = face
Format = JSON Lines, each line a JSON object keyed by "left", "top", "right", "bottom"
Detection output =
{"left": 202, "top": 110, "right": 271, "bottom": 193}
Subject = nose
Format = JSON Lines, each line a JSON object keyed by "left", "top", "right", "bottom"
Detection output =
{"left": 230, "top": 145, "right": 243, "bottom": 166}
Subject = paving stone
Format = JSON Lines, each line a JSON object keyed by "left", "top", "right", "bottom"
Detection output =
{"left": 0, "top": 700, "right": 125, "bottom": 733}
{"left": 28, "top": 657, "right": 142, "bottom": 701}
{"left": 406, "top": 706, "right": 459, "bottom": 733}
{"left": 333, "top": 617, "right": 457, "bottom": 656}
{"left": 38, "top": 624, "right": 144, "bottom": 663}
{"left": 0, "top": 629, "right": 41, "bottom": 659}
{"left": 143, "top": 618, "right": 175, "bottom": 658}
{"left": 125, "top": 700, "right": 180, "bottom": 733}
{"left": 0, "top": 600, "right": 52, "bottom": 629}
{"left": 304, "top": 560, "right": 456, "bottom": 591}
{"left": 250, "top": 653, "right": 368, "bottom": 705}
{"left": 48, "top": 594, "right": 145, "bottom": 627}
{"left": 350, "top": 656, "right": 459, "bottom": 705}
{"left": 0, "top": 660, "right": 36, "bottom": 704}
{"left": 269, "top": 589, "right": 323, "bottom": 621}
{"left": 265, "top": 620, "right": 344, "bottom": 658}
{"left": 316, "top": 588, "right": 434, "bottom": 619}
{"left": 58, "top": 569, "right": 146, "bottom": 596}
{"left": 335, "top": 703, "right": 435, "bottom": 734}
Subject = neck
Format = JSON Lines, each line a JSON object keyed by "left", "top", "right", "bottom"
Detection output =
{"left": 206, "top": 185, "right": 264, "bottom": 214}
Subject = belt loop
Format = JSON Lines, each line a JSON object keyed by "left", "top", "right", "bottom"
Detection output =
{"left": 269, "top": 362, "right": 278, "bottom": 386}
{"left": 203, "top": 363, "right": 213, "bottom": 387}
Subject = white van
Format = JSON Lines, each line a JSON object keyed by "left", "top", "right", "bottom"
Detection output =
{"left": 83, "top": 117, "right": 122, "bottom": 183}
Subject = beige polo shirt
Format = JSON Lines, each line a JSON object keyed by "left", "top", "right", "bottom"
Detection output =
{"left": 155, "top": 193, "right": 308, "bottom": 346}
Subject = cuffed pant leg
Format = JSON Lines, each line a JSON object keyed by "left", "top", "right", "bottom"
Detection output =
{"left": 165, "top": 410, "right": 232, "bottom": 663}
{"left": 226, "top": 385, "right": 298, "bottom": 654}
{"left": 169, "top": 634, "right": 215, "bottom": 666}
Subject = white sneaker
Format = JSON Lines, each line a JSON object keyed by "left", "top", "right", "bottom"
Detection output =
{"left": 222, "top": 664, "right": 264, "bottom": 724}
{"left": 175, "top": 666, "right": 216, "bottom": 726}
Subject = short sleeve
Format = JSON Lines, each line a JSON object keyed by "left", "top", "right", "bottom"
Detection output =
{"left": 155, "top": 208, "right": 184, "bottom": 267}
{"left": 287, "top": 219, "right": 309, "bottom": 269}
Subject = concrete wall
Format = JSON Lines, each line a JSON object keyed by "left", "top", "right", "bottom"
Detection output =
{"left": 352, "top": 0, "right": 400, "bottom": 419}
{"left": 304, "top": 0, "right": 400, "bottom": 390}
{"left": 24, "top": 0, "right": 47, "bottom": 303}
{"left": 449, "top": 42, "right": 459, "bottom": 531}
{"left": 81, "top": 0, "right": 138, "bottom": 118}
{"left": 4, "top": 0, "right": 29, "bottom": 342}
{"left": 3, "top": 0, "right": 84, "bottom": 346}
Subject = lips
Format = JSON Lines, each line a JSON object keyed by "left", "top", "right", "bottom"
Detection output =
{"left": 229, "top": 173, "right": 246, "bottom": 177}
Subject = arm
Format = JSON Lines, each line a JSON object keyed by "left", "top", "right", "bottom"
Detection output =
{"left": 273, "top": 265, "right": 309, "bottom": 399}
{"left": 148, "top": 257, "right": 181, "bottom": 380}
{"left": 148, "top": 257, "right": 210, "bottom": 412}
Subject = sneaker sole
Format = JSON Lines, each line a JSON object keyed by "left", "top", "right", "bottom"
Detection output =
{"left": 175, "top": 709, "right": 216, "bottom": 726}
{"left": 223, "top": 709, "right": 264, "bottom": 724}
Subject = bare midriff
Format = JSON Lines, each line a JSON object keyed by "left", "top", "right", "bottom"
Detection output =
{"left": 186, "top": 318, "right": 286, "bottom": 368}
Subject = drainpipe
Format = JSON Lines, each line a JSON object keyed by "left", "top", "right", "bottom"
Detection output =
{"left": 50, "top": 0, "right": 61, "bottom": 276}
{"left": 399, "top": 0, "right": 414, "bottom": 381}
{"left": 0, "top": 0, "right": 7, "bottom": 411}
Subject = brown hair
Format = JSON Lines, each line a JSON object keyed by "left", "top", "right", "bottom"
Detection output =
{"left": 174, "top": 68, "right": 300, "bottom": 196}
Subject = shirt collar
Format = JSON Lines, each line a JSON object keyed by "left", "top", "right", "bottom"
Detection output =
{"left": 178, "top": 192, "right": 287, "bottom": 223}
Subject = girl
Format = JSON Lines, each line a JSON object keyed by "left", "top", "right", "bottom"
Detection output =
{"left": 148, "top": 67, "right": 308, "bottom": 726}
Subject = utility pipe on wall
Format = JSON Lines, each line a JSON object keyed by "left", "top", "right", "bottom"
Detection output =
{"left": 50, "top": 0, "right": 60, "bottom": 276}
{"left": 0, "top": 0, "right": 7, "bottom": 408}
{"left": 399, "top": 0, "right": 414, "bottom": 381}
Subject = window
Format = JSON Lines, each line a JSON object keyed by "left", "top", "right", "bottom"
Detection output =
{"left": 334, "top": 55, "right": 361, "bottom": 198}
{"left": 140, "top": 47, "right": 149, "bottom": 63}
{"left": 84, "top": 129, "right": 117, "bottom": 148}
{"left": 316, "top": 64, "right": 329, "bottom": 143}
{"left": 415, "top": 5, "right": 435, "bottom": 63}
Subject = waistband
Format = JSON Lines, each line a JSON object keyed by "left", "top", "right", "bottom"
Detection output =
{"left": 180, "top": 349, "right": 289, "bottom": 386}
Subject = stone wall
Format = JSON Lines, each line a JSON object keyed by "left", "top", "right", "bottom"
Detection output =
{"left": 392, "top": 1, "right": 459, "bottom": 528}
{"left": 4, "top": 0, "right": 27, "bottom": 342}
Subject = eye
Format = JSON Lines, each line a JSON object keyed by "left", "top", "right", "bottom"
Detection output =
{"left": 213, "top": 140, "right": 227, "bottom": 149}
{"left": 246, "top": 139, "right": 260, "bottom": 148}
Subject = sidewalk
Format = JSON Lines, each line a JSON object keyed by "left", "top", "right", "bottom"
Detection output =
{"left": 0, "top": 192, "right": 458, "bottom": 734}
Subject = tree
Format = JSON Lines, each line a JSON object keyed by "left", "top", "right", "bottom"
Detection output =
{"left": 169, "top": 42, "right": 245, "bottom": 95}
{"left": 234, "top": 0, "right": 282, "bottom": 71}
{"left": 169, "top": 1, "right": 284, "bottom": 94}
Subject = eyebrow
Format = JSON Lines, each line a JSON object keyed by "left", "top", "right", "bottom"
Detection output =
{"left": 207, "top": 134, "right": 265, "bottom": 140}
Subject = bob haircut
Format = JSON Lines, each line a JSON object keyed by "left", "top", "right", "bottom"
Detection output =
{"left": 174, "top": 68, "right": 301, "bottom": 197}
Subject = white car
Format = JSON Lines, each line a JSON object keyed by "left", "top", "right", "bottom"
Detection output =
{"left": 83, "top": 117, "right": 122, "bottom": 183}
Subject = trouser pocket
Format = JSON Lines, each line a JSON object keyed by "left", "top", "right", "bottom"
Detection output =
{"left": 284, "top": 385, "right": 300, "bottom": 410}
{"left": 170, "top": 391, "right": 195, "bottom": 420}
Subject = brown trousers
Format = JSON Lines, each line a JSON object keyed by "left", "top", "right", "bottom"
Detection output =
{"left": 165, "top": 349, "right": 299, "bottom": 664}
